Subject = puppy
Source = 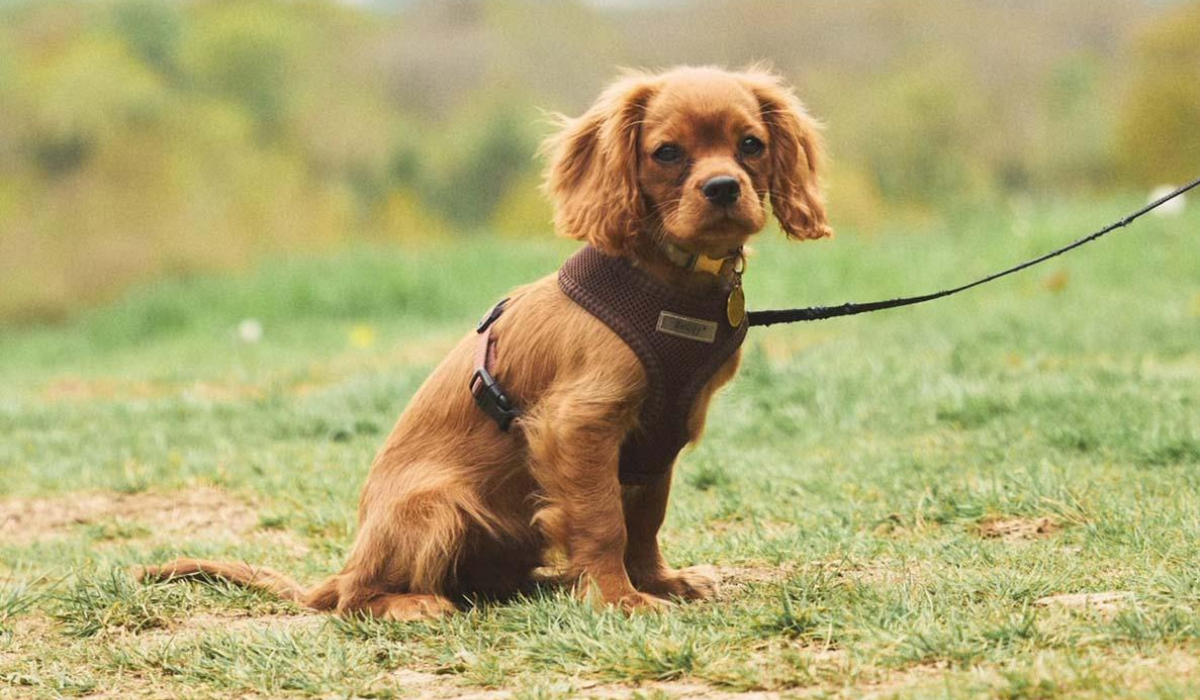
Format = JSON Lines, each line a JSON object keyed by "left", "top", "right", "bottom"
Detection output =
{"left": 139, "top": 66, "right": 830, "bottom": 619}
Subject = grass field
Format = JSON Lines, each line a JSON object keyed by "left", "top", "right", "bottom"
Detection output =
{"left": 2, "top": 196, "right": 1199, "bottom": 699}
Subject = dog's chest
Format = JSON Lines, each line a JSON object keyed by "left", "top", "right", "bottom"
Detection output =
{"left": 557, "top": 245, "right": 748, "bottom": 484}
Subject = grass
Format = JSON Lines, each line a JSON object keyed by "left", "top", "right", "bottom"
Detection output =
{"left": 1, "top": 194, "right": 1199, "bottom": 698}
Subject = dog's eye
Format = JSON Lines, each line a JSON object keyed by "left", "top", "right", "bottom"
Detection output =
{"left": 652, "top": 144, "right": 683, "bottom": 164}
{"left": 739, "top": 136, "right": 765, "bottom": 157}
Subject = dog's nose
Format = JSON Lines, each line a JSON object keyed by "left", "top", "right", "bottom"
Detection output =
{"left": 701, "top": 176, "right": 740, "bottom": 206}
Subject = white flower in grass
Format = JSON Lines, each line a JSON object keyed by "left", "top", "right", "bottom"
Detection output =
{"left": 237, "top": 319, "right": 263, "bottom": 344}
{"left": 1148, "top": 185, "right": 1186, "bottom": 217}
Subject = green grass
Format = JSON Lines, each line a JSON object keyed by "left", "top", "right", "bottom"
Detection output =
{"left": 1, "top": 195, "right": 1199, "bottom": 698}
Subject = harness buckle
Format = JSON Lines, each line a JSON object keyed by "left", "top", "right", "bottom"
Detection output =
{"left": 470, "top": 297, "right": 521, "bottom": 431}
{"left": 469, "top": 366, "right": 521, "bottom": 431}
{"left": 477, "top": 298, "right": 509, "bottom": 333}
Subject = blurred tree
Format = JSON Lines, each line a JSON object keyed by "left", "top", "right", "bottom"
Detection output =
{"left": 424, "top": 103, "right": 540, "bottom": 227}
{"left": 491, "top": 172, "right": 552, "bottom": 238}
{"left": 25, "top": 35, "right": 168, "bottom": 177}
{"left": 1116, "top": 0, "right": 1200, "bottom": 185}
{"left": 1031, "top": 56, "right": 1118, "bottom": 190}
{"left": 377, "top": 190, "right": 452, "bottom": 243}
{"left": 855, "top": 56, "right": 990, "bottom": 205}
{"left": 185, "top": 2, "right": 306, "bottom": 141}
{"left": 449, "top": 109, "right": 532, "bottom": 225}
{"left": 0, "top": 27, "right": 17, "bottom": 161}
{"left": 112, "top": 0, "right": 183, "bottom": 77}
{"left": 0, "top": 0, "right": 1184, "bottom": 323}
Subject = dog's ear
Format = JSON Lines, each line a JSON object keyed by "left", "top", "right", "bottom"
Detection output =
{"left": 741, "top": 70, "right": 832, "bottom": 241}
{"left": 541, "top": 72, "right": 660, "bottom": 255}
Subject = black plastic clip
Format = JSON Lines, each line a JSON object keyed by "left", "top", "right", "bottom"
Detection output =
{"left": 469, "top": 297, "right": 521, "bottom": 431}
{"left": 469, "top": 366, "right": 521, "bottom": 431}
{"left": 477, "top": 297, "right": 509, "bottom": 333}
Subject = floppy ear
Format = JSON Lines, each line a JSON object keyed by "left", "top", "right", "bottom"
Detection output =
{"left": 541, "top": 72, "right": 660, "bottom": 255}
{"left": 741, "top": 70, "right": 832, "bottom": 241}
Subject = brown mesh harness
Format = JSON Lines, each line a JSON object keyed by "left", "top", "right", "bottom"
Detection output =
{"left": 470, "top": 245, "right": 747, "bottom": 485}
{"left": 467, "top": 178, "right": 1200, "bottom": 480}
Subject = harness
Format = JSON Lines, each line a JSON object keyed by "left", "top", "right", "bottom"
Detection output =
{"left": 469, "top": 245, "right": 747, "bottom": 484}
{"left": 468, "top": 178, "right": 1200, "bottom": 482}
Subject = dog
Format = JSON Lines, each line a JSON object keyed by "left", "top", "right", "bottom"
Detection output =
{"left": 138, "top": 66, "right": 831, "bottom": 619}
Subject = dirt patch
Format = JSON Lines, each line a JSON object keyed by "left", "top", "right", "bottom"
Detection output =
{"left": 1034, "top": 591, "right": 1135, "bottom": 613}
{"left": 976, "top": 516, "right": 1059, "bottom": 541}
{"left": 124, "top": 611, "right": 329, "bottom": 645}
{"left": 0, "top": 615, "right": 53, "bottom": 661}
{"left": 379, "top": 672, "right": 791, "bottom": 700}
{"left": 525, "top": 565, "right": 796, "bottom": 602}
{"left": 716, "top": 561, "right": 928, "bottom": 591}
{"left": 850, "top": 661, "right": 954, "bottom": 700}
{"left": 573, "top": 682, "right": 783, "bottom": 699}
{"left": 174, "top": 611, "right": 326, "bottom": 634}
{"left": 376, "top": 655, "right": 946, "bottom": 700}
{"left": 42, "top": 377, "right": 264, "bottom": 403}
{"left": 716, "top": 565, "right": 795, "bottom": 587}
{"left": 795, "top": 559, "right": 926, "bottom": 588}
{"left": 0, "top": 488, "right": 305, "bottom": 554}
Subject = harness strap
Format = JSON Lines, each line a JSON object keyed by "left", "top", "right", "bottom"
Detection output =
{"left": 469, "top": 298, "right": 521, "bottom": 431}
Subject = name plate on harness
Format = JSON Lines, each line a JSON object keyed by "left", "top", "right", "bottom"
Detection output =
{"left": 655, "top": 311, "right": 718, "bottom": 343}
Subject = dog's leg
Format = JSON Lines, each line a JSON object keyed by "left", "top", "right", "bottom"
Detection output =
{"left": 622, "top": 475, "right": 720, "bottom": 601}
{"left": 327, "top": 476, "right": 477, "bottom": 619}
{"left": 136, "top": 482, "right": 470, "bottom": 621}
{"left": 526, "top": 394, "right": 665, "bottom": 612}
{"left": 452, "top": 530, "right": 544, "bottom": 602}
{"left": 618, "top": 357, "right": 739, "bottom": 601}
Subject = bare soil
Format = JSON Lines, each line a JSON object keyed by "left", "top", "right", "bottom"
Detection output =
{"left": 0, "top": 487, "right": 306, "bottom": 555}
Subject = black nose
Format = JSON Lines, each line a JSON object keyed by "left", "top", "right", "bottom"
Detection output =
{"left": 702, "top": 176, "right": 740, "bottom": 206}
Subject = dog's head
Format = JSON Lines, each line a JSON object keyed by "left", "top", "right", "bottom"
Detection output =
{"left": 542, "top": 66, "right": 831, "bottom": 258}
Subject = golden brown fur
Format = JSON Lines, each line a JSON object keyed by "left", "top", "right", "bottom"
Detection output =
{"left": 138, "top": 66, "right": 830, "bottom": 618}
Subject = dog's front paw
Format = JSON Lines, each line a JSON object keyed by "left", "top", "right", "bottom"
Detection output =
{"left": 576, "top": 576, "right": 673, "bottom": 614}
{"left": 635, "top": 565, "right": 721, "bottom": 601}
{"left": 613, "top": 590, "right": 674, "bottom": 614}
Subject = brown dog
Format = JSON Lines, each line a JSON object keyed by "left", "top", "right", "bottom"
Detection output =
{"left": 139, "top": 66, "right": 830, "bottom": 619}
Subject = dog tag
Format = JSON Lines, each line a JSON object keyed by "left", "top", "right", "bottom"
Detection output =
{"left": 726, "top": 285, "right": 745, "bottom": 327}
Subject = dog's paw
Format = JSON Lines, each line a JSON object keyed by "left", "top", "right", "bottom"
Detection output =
{"left": 374, "top": 594, "right": 458, "bottom": 621}
{"left": 636, "top": 565, "right": 721, "bottom": 601}
{"left": 612, "top": 590, "right": 674, "bottom": 614}
{"left": 576, "top": 577, "right": 673, "bottom": 614}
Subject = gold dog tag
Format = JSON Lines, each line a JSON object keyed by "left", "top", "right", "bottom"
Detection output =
{"left": 726, "top": 285, "right": 745, "bottom": 327}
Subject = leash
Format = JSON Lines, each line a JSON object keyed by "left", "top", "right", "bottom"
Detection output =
{"left": 469, "top": 179, "right": 1195, "bottom": 433}
{"left": 747, "top": 177, "right": 1200, "bottom": 328}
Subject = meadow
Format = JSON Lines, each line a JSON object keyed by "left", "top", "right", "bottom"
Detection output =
{"left": 2, "top": 196, "right": 1199, "bottom": 699}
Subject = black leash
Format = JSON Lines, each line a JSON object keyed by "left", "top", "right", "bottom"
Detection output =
{"left": 748, "top": 177, "right": 1200, "bottom": 327}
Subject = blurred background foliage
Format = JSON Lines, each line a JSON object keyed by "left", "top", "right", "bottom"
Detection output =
{"left": 0, "top": 0, "right": 1197, "bottom": 324}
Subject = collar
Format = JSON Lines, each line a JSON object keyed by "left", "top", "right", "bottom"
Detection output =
{"left": 656, "top": 239, "right": 744, "bottom": 279}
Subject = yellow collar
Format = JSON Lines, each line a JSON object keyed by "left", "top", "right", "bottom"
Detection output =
{"left": 657, "top": 239, "right": 743, "bottom": 278}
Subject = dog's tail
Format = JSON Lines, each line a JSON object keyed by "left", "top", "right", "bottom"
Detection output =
{"left": 134, "top": 559, "right": 340, "bottom": 611}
